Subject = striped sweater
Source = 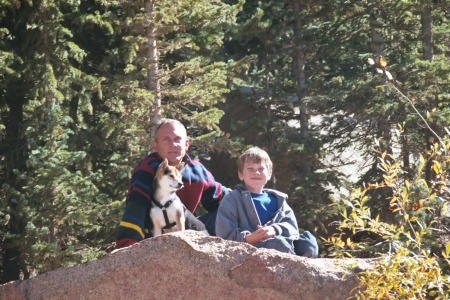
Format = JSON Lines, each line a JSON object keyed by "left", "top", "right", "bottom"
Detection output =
{"left": 115, "top": 152, "right": 228, "bottom": 248}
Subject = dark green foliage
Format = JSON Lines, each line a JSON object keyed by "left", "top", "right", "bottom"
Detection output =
{"left": 0, "top": 0, "right": 126, "bottom": 280}
{"left": 3, "top": 102, "right": 116, "bottom": 274}
{"left": 1, "top": 1, "right": 450, "bottom": 290}
{"left": 0, "top": 0, "right": 244, "bottom": 282}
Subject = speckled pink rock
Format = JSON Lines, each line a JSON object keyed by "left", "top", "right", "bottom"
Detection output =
{"left": 0, "top": 231, "right": 372, "bottom": 300}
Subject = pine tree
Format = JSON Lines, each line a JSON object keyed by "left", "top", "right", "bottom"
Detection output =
{"left": 306, "top": 0, "right": 450, "bottom": 224}
{"left": 0, "top": 0, "right": 121, "bottom": 281}
{"left": 111, "top": 0, "right": 244, "bottom": 147}
{"left": 219, "top": 0, "right": 341, "bottom": 236}
{"left": 0, "top": 0, "right": 245, "bottom": 281}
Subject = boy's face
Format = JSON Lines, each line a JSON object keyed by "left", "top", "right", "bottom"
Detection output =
{"left": 238, "top": 159, "right": 272, "bottom": 194}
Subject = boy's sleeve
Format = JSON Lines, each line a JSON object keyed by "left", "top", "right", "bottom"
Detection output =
{"left": 270, "top": 203, "right": 300, "bottom": 240}
{"left": 215, "top": 192, "right": 250, "bottom": 242}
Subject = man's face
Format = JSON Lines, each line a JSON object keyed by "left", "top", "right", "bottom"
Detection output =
{"left": 152, "top": 123, "right": 190, "bottom": 166}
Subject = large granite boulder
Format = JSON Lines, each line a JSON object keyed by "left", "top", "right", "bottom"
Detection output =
{"left": 0, "top": 231, "right": 372, "bottom": 299}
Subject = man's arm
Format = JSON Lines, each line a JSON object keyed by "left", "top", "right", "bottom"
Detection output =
{"left": 178, "top": 158, "right": 230, "bottom": 213}
{"left": 198, "top": 163, "right": 230, "bottom": 212}
{"left": 115, "top": 198, "right": 150, "bottom": 248}
{"left": 115, "top": 155, "right": 159, "bottom": 249}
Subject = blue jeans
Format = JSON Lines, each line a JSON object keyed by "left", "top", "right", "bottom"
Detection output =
{"left": 197, "top": 210, "right": 218, "bottom": 236}
{"left": 199, "top": 211, "right": 319, "bottom": 258}
{"left": 254, "top": 236, "right": 295, "bottom": 254}
{"left": 293, "top": 231, "right": 319, "bottom": 258}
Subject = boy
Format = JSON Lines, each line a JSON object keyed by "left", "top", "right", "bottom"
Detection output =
{"left": 215, "top": 147, "right": 318, "bottom": 257}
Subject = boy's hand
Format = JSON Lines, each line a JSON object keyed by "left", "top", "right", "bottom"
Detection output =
{"left": 245, "top": 225, "right": 277, "bottom": 244}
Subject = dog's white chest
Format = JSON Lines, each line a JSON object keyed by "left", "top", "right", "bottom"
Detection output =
{"left": 150, "top": 197, "right": 185, "bottom": 235}
{"left": 151, "top": 159, "right": 187, "bottom": 236}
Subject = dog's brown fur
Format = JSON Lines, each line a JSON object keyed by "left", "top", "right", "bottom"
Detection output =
{"left": 150, "top": 159, "right": 186, "bottom": 236}
{"left": 150, "top": 159, "right": 210, "bottom": 236}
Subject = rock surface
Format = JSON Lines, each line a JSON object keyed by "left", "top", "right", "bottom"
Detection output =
{"left": 0, "top": 231, "right": 372, "bottom": 300}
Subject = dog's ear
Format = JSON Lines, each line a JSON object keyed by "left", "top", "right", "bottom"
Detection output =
{"left": 176, "top": 162, "right": 185, "bottom": 171}
{"left": 158, "top": 158, "right": 169, "bottom": 172}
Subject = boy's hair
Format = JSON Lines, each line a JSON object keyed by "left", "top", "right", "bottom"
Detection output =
{"left": 237, "top": 147, "right": 273, "bottom": 173}
{"left": 153, "top": 118, "right": 187, "bottom": 142}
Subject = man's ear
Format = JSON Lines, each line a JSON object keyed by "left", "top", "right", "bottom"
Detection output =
{"left": 185, "top": 139, "right": 190, "bottom": 151}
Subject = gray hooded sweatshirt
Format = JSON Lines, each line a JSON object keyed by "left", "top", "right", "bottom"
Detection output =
{"left": 215, "top": 184, "right": 300, "bottom": 244}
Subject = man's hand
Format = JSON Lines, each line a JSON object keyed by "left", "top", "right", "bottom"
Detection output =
{"left": 245, "top": 225, "right": 277, "bottom": 244}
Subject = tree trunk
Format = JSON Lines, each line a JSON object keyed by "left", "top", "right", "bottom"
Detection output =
{"left": 370, "top": 14, "right": 384, "bottom": 57}
{"left": 293, "top": 1, "right": 313, "bottom": 185}
{"left": 421, "top": 0, "right": 433, "bottom": 62}
{"left": 370, "top": 13, "right": 392, "bottom": 156}
{"left": 401, "top": 127, "right": 411, "bottom": 175}
{"left": 145, "top": 0, "right": 162, "bottom": 135}
{"left": 293, "top": 1, "right": 309, "bottom": 144}
{"left": 3, "top": 82, "right": 27, "bottom": 283}
{"left": 421, "top": 0, "right": 436, "bottom": 186}
{"left": 369, "top": 13, "right": 395, "bottom": 221}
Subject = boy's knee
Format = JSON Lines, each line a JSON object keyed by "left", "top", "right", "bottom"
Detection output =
{"left": 294, "top": 231, "right": 319, "bottom": 258}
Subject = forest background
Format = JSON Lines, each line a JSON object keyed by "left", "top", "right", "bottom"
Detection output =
{"left": 1, "top": 0, "right": 449, "bottom": 293}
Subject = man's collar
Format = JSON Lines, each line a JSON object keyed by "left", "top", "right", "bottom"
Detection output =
{"left": 153, "top": 152, "right": 191, "bottom": 164}
{"left": 182, "top": 154, "right": 191, "bottom": 163}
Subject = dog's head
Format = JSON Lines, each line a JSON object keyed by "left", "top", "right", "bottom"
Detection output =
{"left": 154, "top": 158, "right": 185, "bottom": 192}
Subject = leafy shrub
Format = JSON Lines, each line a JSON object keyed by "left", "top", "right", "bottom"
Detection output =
{"left": 324, "top": 135, "right": 450, "bottom": 299}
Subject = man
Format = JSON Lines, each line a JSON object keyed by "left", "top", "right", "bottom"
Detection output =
{"left": 115, "top": 119, "right": 228, "bottom": 248}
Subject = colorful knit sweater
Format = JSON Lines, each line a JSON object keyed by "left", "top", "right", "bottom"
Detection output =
{"left": 115, "top": 152, "right": 228, "bottom": 248}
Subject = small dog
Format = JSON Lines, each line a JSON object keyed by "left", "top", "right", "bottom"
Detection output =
{"left": 150, "top": 158, "right": 209, "bottom": 236}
